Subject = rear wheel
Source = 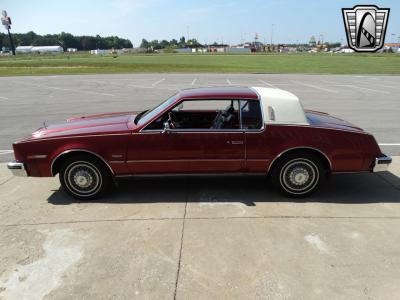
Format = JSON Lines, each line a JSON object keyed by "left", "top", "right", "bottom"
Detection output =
{"left": 59, "top": 155, "right": 112, "bottom": 200}
{"left": 271, "top": 152, "right": 323, "bottom": 198}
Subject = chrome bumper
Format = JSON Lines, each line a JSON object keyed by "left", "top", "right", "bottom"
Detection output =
{"left": 7, "top": 161, "right": 27, "bottom": 177}
{"left": 373, "top": 154, "right": 392, "bottom": 172}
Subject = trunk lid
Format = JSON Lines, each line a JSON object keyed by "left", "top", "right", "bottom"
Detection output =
{"left": 305, "top": 110, "right": 364, "bottom": 132}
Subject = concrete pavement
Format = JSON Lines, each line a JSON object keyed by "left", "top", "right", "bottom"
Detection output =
{"left": 0, "top": 158, "right": 399, "bottom": 299}
{"left": 1, "top": 73, "right": 400, "bottom": 299}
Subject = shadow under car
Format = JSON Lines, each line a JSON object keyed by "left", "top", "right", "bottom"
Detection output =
{"left": 47, "top": 171, "right": 400, "bottom": 206}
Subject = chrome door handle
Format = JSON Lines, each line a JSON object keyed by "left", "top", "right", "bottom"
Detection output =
{"left": 231, "top": 141, "right": 244, "bottom": 145}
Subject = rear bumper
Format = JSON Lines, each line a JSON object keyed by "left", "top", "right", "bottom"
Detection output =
{"left": 373, "top": 154, "right": 392, "bottom": 172}
{"left": 7, "top": 161, "right": 27, "bottom": 177}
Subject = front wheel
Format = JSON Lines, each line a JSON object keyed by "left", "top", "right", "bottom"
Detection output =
{"left": 59, "top": 155, "right": 112, "bottom": 200}
{"left": 271, "top": 153, "right": 323, "bottom": 198}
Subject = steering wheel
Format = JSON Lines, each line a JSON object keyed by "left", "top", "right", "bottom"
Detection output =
{"left": 168, "top": 112, "right": 177, "bottom": 129}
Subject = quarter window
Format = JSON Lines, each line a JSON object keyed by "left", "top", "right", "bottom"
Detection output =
{"left": 240, "top": 100, "right": 262, "bottom": 129}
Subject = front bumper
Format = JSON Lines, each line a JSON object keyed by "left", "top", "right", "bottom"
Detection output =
{"left": 7, "top": 161, "right": 27, "bottom": 177}
{"left": 373, "top": 154, "right": 392, "bottom": 172}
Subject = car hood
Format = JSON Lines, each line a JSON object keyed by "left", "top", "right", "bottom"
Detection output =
{"left": 30, "top": 112, "right": 137, "bottom": 139}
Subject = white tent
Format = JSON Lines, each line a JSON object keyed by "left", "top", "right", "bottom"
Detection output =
{"left": 15, "top": 45, "right": 63, "bottom": 54}
{"left": 31, "top": 46, "right": 63, "bottom": 53}
{"left": 16, "top": 46, "right": 33, "bottom": 53}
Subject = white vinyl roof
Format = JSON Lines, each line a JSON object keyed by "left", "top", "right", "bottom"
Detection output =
{"left": 251, "top": 87, "right": 309, "bottom": 125}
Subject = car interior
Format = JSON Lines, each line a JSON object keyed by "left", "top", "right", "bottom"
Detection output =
{"left": 144, "top": 99, "right": 262, "bottom": 130}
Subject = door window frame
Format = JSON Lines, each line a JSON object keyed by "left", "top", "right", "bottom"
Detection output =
{"left": 141, "top": 98, "right": 265, "bottom": 133}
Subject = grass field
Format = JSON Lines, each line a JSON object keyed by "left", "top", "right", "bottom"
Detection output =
{"left": 0, "top": 52, "right": 399, "bottom": 76}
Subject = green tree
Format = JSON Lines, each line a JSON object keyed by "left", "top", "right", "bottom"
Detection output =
{"left": 160, "top": 39, "right": 170, "bottom": 48}
{"left": 309, "top": 36, "right": 316, "bottom": 47}
{"left": 178, "top": 36, "right": 186, "bottom": 47}
{"left": 140, "top": 38, "right": 149, "bottom": 49}
{"left": 58, "top": 32, "right": 79, "bottom": 50}
{"left": 187, "top": 38, "right": 201, "bottom": 47}
{"left": 149, "top": 40, "right": 161, "bottom": 50}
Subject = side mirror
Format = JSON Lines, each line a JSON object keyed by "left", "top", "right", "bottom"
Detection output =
{"left": 162, "top": 121, "right": 171, "bottom": 134}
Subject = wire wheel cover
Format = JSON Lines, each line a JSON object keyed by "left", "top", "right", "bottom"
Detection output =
{"left": 65, "top": 162, "right": 102, "bottom": 196}
{"left": 280, "top": 159, "right": 319, "bottom": 194}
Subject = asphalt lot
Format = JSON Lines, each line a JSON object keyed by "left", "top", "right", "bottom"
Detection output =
{"left": 0, "top": 73, "right": 399, "bottom": 162}
{"left": 0, "top": 73, "right": 400, "bottom": 299}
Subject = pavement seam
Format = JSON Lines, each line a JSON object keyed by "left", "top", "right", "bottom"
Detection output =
{"left": 3, "top": 215, "right": 400, "bottom": 228}
{"left": 173, "top": 181, "right": 189, "bottom": 300}
{"left": 0, "top": 176, "right": 14, "bottom": 186}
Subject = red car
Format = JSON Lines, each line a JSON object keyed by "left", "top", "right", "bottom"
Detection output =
{"left": 8, "top": 87, "right": 391, "bottom": 199}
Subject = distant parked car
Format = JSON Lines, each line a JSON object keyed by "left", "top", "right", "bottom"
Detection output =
{"left": 8, "top": 87, "right": 391, "bottom": 199}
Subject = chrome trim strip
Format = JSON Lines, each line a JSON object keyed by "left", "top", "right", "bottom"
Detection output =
{"left": 27, "top": 154, "right": 47, "bottom": 159}
{"left": 18, "top": 133, "right": 132, "bottom": 143}
{"left": 267, "top": 146, "right": 333, "bottom": 173}
{"left": 139, "top": 129, "right": 245, "bottom": 133}
{"left": 7, "top": 161, "right": 27, "bottom": 177}
{"left": 51, "top": 149, "right": 115, "bottom": 176}
{"left": 332, "top": 171, "right": 370, "bottom": 174}
{"left": 373, "top": 154, "right": 392, "bottom": 172}
{"left": 116, "top": 172, "right": 265, "bottom": 178}
{"left": 126, "top": 159, "right": 243, "bottom": 163}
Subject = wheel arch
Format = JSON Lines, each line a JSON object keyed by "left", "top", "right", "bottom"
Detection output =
{"left": 267, "top": 147, "right": 332, "bottom": 175}
{"left": 51, "top": 149, "right": 114, "bottom": 176}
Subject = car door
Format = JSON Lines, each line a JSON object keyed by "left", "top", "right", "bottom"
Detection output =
{"left": 126, "top": 99, "right": 245, "bottom": 174}
{"left": 240, "top": 99, "right": 269, "bottom": 172}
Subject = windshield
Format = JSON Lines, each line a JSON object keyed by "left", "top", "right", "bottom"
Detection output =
{"left": 136, "top": 94, "right": 178, "bottom": 126}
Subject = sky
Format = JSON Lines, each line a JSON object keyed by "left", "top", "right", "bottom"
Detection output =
{"left": 0, "top": 0, "right": 399, "bottom": 46}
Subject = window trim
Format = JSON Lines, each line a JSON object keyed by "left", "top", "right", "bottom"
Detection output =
{"left": 141, "top": 98, "right": 265, "bottom": 133}
{"left": 239, "top": 99, "right": 264, "bottom": 131}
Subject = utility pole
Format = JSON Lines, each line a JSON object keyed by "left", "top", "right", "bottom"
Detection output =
{"left": 7, "top": 27, "right": 15, "bottom": 55}
{"left": 1, "top": 10, "right": 15, "bottom": 55}
{"left": 270, "top": 24, "right": 274, "bottom": 46}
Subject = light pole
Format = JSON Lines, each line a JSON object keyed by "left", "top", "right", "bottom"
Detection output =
{"left": 1, "top": 10, "right": 15, "bottom": 55}
{"left": 270, "top": 24, "right": 274, "bottom": 46}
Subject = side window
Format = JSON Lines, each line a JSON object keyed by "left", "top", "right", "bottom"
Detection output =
{"left": 145, "top": 99, "right": 240, "bottom": 130}
{"left": 240, "top": 100, "right": 262, "bottom": 129}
